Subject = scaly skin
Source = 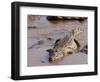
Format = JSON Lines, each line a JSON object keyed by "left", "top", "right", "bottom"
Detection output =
{"left": 48, "top": 28, "right": 82, "bottom": 62}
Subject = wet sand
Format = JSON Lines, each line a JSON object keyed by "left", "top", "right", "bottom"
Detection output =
{"left": 27, "top": 15, "right": 88, "bottom": 67}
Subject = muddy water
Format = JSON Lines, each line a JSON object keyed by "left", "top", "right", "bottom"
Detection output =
{"left": 28, "top": 16, "right": 88, "bottom": 67}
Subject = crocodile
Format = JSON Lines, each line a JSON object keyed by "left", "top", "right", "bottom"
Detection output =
{"left": 47, "top": 28, "right": 83, "bottom": 62}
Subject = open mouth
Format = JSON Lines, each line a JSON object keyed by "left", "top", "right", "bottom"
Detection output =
{"left": 49, "top": 56, "right": 64, "bottom": 63}
{"left": 49, "top": 52, "right": 64, "bottom": 62}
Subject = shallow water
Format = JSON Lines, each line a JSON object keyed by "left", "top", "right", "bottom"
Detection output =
{"left": 27, "top": 16, "right": 88, "bottom": 67}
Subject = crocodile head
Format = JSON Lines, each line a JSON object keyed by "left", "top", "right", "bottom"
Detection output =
{"left": 47, "top": 49, "right": 64, "bottom": 62}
